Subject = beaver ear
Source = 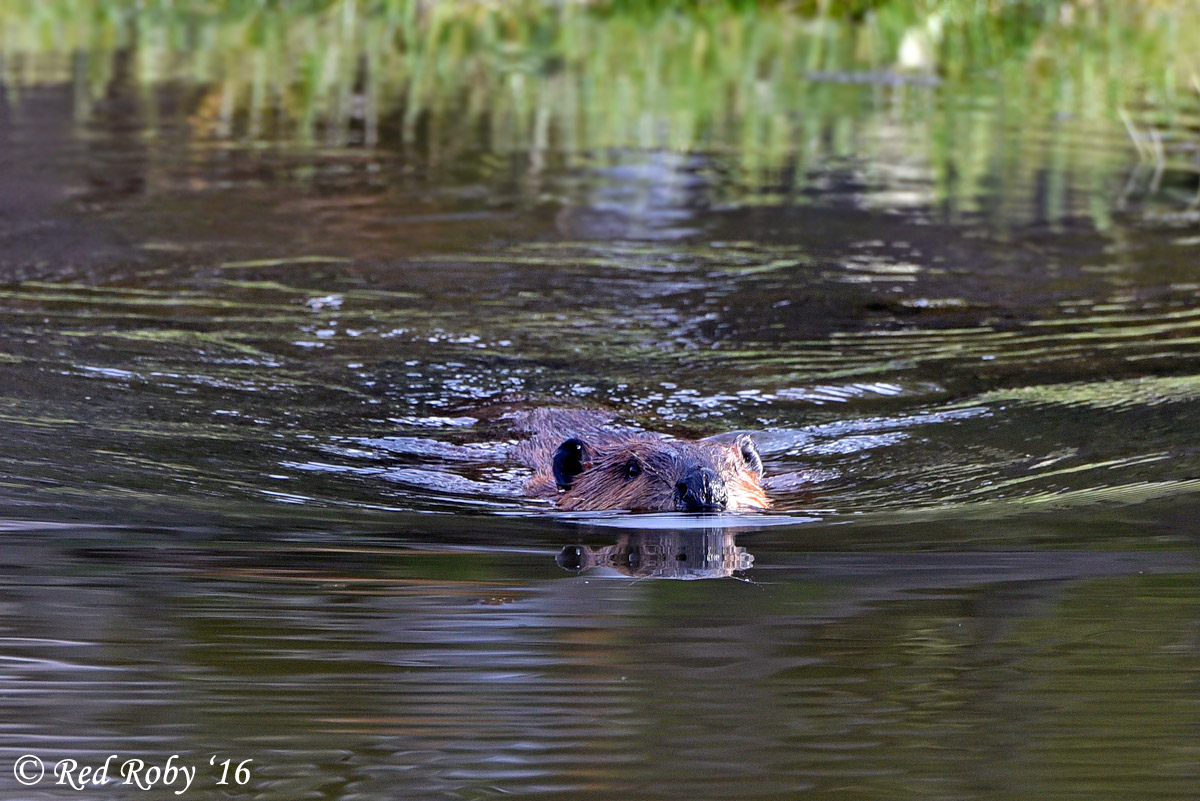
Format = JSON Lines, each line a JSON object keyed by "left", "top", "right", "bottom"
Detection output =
{"left": 552, "top": 438, "right": 590, "bottom": 491}
{"left": 736, "top": 436, "right": 763, "bottom": 477}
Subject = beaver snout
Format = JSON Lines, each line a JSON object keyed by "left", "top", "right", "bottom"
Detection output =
{"left": 674, "top": 467, "right": 728, "bottom": 512}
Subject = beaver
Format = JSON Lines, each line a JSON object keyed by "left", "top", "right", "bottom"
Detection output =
{"left": 511, "top": 409, "right": 770, "bottom": 513}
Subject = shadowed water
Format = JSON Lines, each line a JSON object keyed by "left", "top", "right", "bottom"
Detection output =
{"left": 1, "top": 8, "right": 1200, "bottom": 800}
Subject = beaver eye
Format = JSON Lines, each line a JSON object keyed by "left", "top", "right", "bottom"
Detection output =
{"left": 623, "top": 460, "right": 642, "bottom": 480}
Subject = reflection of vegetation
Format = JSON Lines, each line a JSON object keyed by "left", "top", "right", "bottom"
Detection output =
{"left": 0, "top": 0, "right": 1197, "bottom": 222}
{"left": 620, "top": 568, "right": 1200, "bottom": 797}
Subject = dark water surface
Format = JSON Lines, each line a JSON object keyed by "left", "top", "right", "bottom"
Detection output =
{"left": 2, "top": 46, "right": 1200, "bottom": 800}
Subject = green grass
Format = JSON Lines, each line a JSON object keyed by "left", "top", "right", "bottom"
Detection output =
{"left": 0, "top": 0, "right": 1197, "bottom": 223}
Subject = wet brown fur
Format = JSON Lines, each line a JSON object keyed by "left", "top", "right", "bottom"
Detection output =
{"left": 511, "top": 409, "right": 770, "bottom": 512}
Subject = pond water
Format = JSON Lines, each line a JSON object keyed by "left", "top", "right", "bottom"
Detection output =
{"left": 2, "top": 18, "right": 1200, "bottom": 801}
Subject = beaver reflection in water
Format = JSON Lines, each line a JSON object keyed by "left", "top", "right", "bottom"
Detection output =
{"left": 513, "top": 409, "right": 770, "bottom": 513}
{"left": 557, "top": 530, "right": 755, "bottom": 578}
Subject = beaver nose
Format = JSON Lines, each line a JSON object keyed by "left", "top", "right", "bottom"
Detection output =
{"left": 556, "top": 545, "right": 588, "bottom": 572}
{"left": 674, "top": 467, "right": 728, "bottom": 512}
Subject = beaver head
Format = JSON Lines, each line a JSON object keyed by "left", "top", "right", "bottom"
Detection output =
{"left": 551, "top": 434, "right": 769, "bottom": 513}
